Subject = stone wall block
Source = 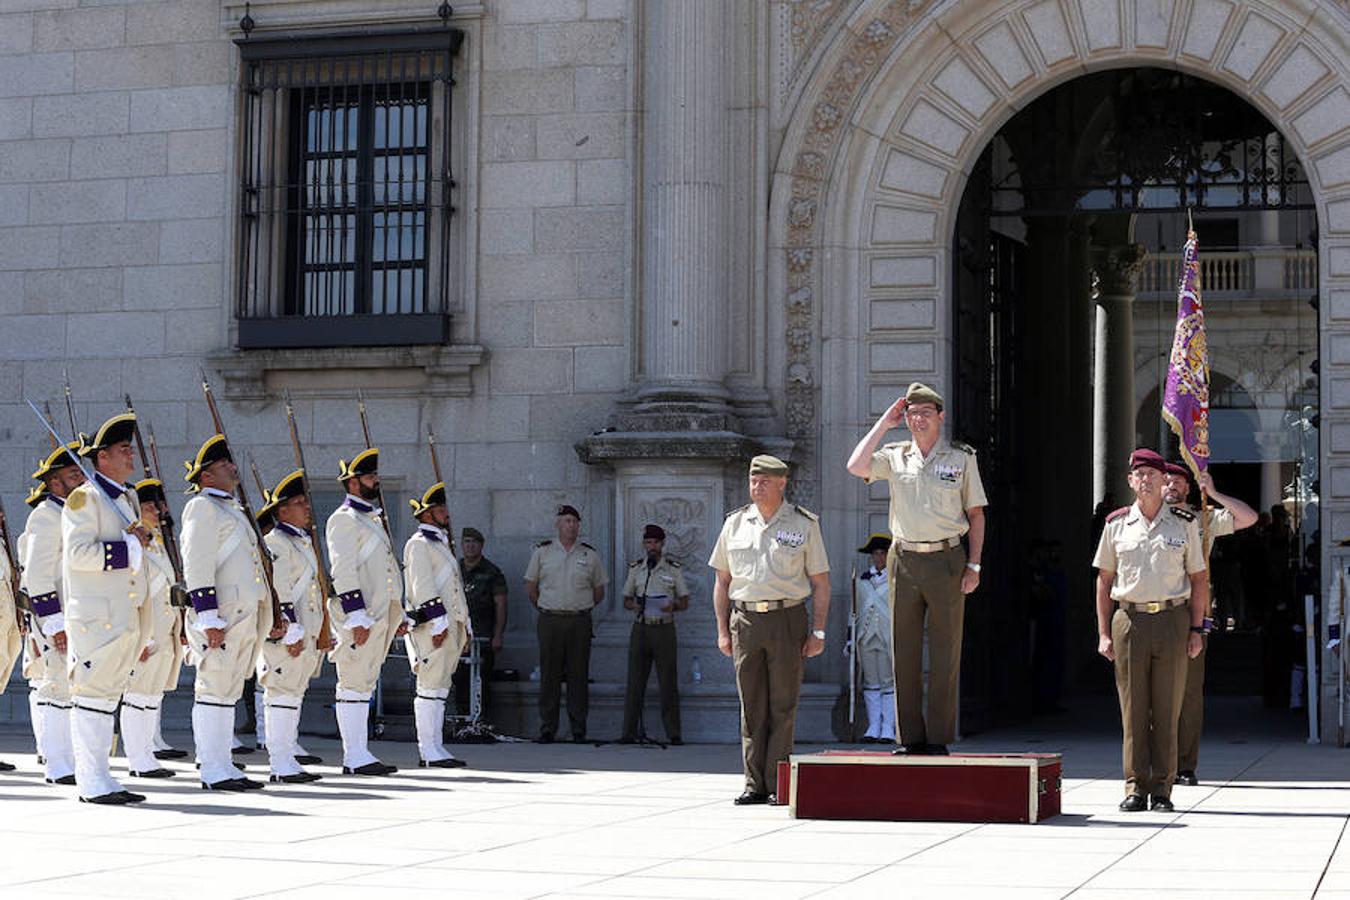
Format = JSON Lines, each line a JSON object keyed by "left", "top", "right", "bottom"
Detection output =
{"left": 1221, "top": 11, "right": 1284, "bottom": 81}
{"left": 59, "top": 222, "right": 157, "bottom": 267}
{"left": 158, "top": 217, "right": 223, "bottom": 264}
{"left": 576, "top": 158, "right": 626, "bottom": 205}
{"left": 533, "top": 298, "right": 623, "bottom": 346}
{"left": 480, "top": 253, "right": 576, "bottom": 301}
{"left": 870, "top": 298, "right": 936, "bottom": 330}
{"left": 0, "top": 51, "right": 72, "bottom": 97}
{"left": 1180, "top": 0, "right": 1234, "bottom": 62}
{"left": 0, "top": 225, "right": 60, "bottom": 270}
{"left": 480, "top": 208, "right": 534, "bottom": 255}
{"left": 28, "top": 178, "right": 125, "bottom": 225}
{"left": 1021, "top": 1, "right": 1075, "bottom": 66}
{"left": 164, "top": 307, "right": 222, "bottom": 353}
{"left": 869, "top": 255, "right": 937, "bottom": 289}
{"left": 128, "top": 85, "right": 228, "bottom": 132}
{"left": 526, "top": 393, "right": 612, "bottom": 440}
{"left": 166, "top": 129, "right": 226, "bottom": 175}
{"left": 24, "top": 267, "right": 120, "bottom": 313}
{"left": 537, "top": 21, "right": 624, "bottom": 67}
{"left": 74, "top": 45, "right": 174, "bottom": 91}
{"left": 476, "top": 300, "right": 535, "bottom": 348}
{"left": 33, "top": 91, "right": 130, "bottom": 138}
{"left": 496, "top": 0, "right": 585, "bottom": 24}
{"left": 534, "top": 206, "right": 623, "bottom": 252}
{"left": 488, "top": 347, "right": 574, "bottom": 394}
{"left": 123, "top": 262, "right": 220, "bottom": 311}
{"left": 172, "top": 42, "right": 229, "bottom": 87}
{"left": 1259, "top": 44, "right": 1329, "bottom": 110}
{"left": 481, "top": 160, "right": 575, "bottom": 208}
{"left": 897, "top": 99, "right": 970, "bottom": 159}
{"left": 932, "top": 55, "right": 996, "bottom": 119}
{"left": 32, "top": 7, "right": 124, "bottom": 52}
{"left": 482, "top": 115, "right": 537, "bottom": 162}
{"left": 870, "top": 205, "right": 937, "bottom": 245}
{"left": 0, "top": 98, "right": 33, "bottom": 140}
{"left": 971, "top": 21, "right": 1033, "bottom": 90}
{"left": 125, "top": 0, "right": 217, "bottom": 46}
{"left": 0, "top": 14, "right": 34, "bottom": 55}
{"left": 0, "top": 313, "right": 66, "bottom": 361}
{"left": 482, "top": 24, "right": 537, "bottom": 71}
{"left": 1294, "top": 88, "right": 1350, "bottom": 151}
{"left": 573, "top": 344, "right": 625, "bottom": 392}
{"left": 125, "top": 173, "right": 224, "bottom": 220}
{"left": 878, "top": 148, "right": 948, "bottom": 199}
{"left": 1134, "top": 0, "right": 1173, "bottom": 48}
{"left": 0, "top": 185, "right": 28, "bottom": 227}
{"left": 454, "top": 441, "right": 568, "bottom": 489}
{"left": 536, "top": 112, "right": 625, "bottom": 159}
{"left": 576, "top": 251, "right": 623, "bottom": 298}
{"left": 482, "top": 69, "right": 573, "bottom": 115}
{"left": 70, "top": 133, "right": 165, "bottom": 178}
{"left": 868, "top": 341, "right": 936, "bottom": 373}
{"left": 574, "top": 65, "right": 625, "bottom": 112}
{"left": 68, "top": 310, "right": 165, "bottom": 356}
{"left": 1079, "top": 0, "right": 1122, "bottom": 52}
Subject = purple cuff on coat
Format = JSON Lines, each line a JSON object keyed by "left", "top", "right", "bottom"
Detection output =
{"left": 280, "top": 602, "right": 298, "bottom": 624}
{"left": 189, "top": 587, "right": 219, "bottom": 613}
{"left": 411, "top": 599, "right": 446, "bottom": 624}
{"left": 339, "top": 590, "right": 366, "bottom": 613}
{"left": 102, "top": 541, "right": 128, "bottom": 571}
{"left": 30, "top": 592, "right": 61, "bottom": 618}
{"left": 1332, "top": 624, "right": 1342, "bottom": 641}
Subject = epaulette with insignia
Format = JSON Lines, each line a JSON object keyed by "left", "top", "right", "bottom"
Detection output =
{"left": 951, "top": 439, "right": 976, "bottom": 454}
{"left": 794, "top": 504, "right": 819, "bottom": 521}
{"left": 726, "top": 503, "right": 751, "bottom": 518}
{"left": 1170, "top": 506, "right": 1196, "bottom": 522}
{"left": 536, "top": 539, "right": 553, "bottom": 547}
{"left": 580, "top": 542, "right": 596, "bottom": 551}
{"left": 66, "top": 486, "right": 88, "bottom": 512}
{"left": 1105, "top": 506, "right": 1129, "bottom": 523}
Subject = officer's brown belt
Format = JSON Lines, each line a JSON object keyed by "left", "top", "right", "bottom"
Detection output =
{"left": 734, "top": 598, "right": 806, "bottom": 613}
{"left": 539, "top": 607, "right": 591, "bottom": 617}
{"left": 896, "top": 537, "right": 962, "bottom": 553}
{"left": 638, "top": 615, "right": 674, "bottom": 625}
{"left": 1117, "top": 597, "right": 1189, "bottom": 614}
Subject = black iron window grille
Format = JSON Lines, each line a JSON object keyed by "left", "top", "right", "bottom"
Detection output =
{"left": 236, "top": 30, "right": 463, "bottom": 349}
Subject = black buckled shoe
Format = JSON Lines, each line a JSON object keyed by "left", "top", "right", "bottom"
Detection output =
{"left": 342, "top": 762, "right": 397, "bottom": 776}
{"left": 202, "top": 778, "right": 250, "bottom": 792}
{"left": 0, "top": 761, "right": 15, "bottom": 772}
{"left": 1149, "top": 795, "right": 1175, "bottom": 812}
{"left": 892, "top": 743, "right": 926, "bottom": 756}
{"left": 231, "top": 745, "right": 255, "bottom": 756}
{"left": 269, "top": 772, "right": 322, "bottom": 784}
{"left": 118, "top": 791, "right": 147, "bottom": 803}
{"left": 45, "top": 774, "right": 77, "bottom": 785}
{"left": 80, "top": 792, "right": 131, "bottom": 805}
{"left": 154, "top": 749, "right": 189, "bottom": 761}
{"left": 130, "top": 768, "right": 176, "bottom": 779}
{"left": 419, "top": 758, "right": 467, "bottom": 768}
{"left": 1175, "top": 770, "right": 1198, "bottom": 787}
{"left": 1118, "top": 794, "right": 1147, "bottom": 812}
{"left": 295, "top": 754, "right": 323, "bottom": 766}
{"left": 733, "top": 790, "right": 770, "bottom": 806}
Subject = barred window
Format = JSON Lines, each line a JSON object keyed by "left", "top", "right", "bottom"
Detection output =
{"left": 235, "top": 30, "right": 464, "bottom": 349}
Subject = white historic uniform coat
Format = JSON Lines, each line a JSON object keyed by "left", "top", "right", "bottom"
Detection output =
{"left": 856, "top": 566, "right": 895, "bottom": 689}
{"left": 0, "top": 553, "right": 21, "bottom": 691}
{"left": 402, "top": 525, "right": 470, "bottom": 692}
{"left": 258, "top": 523, "right": 325, "bottom": 699}
{"left": 325, "top": 496, "right": 403, "bottom": 695}
{"left": 60, "top": 474, "right": 148, "bottom": 704}
{"left": 19, "top": 497, "right": 71, "bottom": 700}
{"left": 181, "top": 488, "right": 270, "bottom": 703}
{"left": 125, "top": 531, "right": 183, "bottom": 697}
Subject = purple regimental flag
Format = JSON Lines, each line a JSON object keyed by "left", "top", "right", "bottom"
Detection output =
{"left": 1161, "top": 228, "right": 1210, "bottom": 475}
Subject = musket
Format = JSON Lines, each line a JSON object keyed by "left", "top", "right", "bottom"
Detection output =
{"left": 124, "top": 395, "right": 184, "bottom": 582}
{"left": 42, "top": 402, "right": 60, "bottom": 451}
{"left": 0, "top": 496, "right": 29, "bottom": 635}
{"left": 426, "top": 425, "right": 454, "bottom": 552}
{"left": 247, "top": 454, "right": 269, "bottom": 503}
{"left": 283, "top": 391, "right": 335, "bottom": 651}
{"left": 355, "top": 390, "right": 397, "bottom": 550}
{"left": 198, "top": 371, "right": 284, "bottom": 635}
{"left": 25, "top": 399, "right": 139, "bottom": 533}
{"left": 61, "top": 368, "right": 79, "bottom": 436}
{"left": 848, "top": 563, "right": 858, "bottom": 741}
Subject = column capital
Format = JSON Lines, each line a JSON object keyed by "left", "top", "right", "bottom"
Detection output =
{"left": 1092, "top": 243, "right": 1147, "bottom": 297}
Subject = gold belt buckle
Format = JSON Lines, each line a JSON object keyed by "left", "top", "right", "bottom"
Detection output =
{"left": 1146, "top": 601, "right": 1161, "bottom": 614}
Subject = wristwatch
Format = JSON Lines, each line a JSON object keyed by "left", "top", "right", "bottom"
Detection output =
{"left": 811, "top": 629, "right": 826, "bottom": 640}
{"left": 965, "top": 562, "right": 982, "bottom": 573}
{"left": 1189, "top": 625, "right": 1206, "bottom": 634}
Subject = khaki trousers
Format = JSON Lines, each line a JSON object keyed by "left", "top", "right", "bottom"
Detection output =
{"left": 1177, "top": 638, "right": 1207, "bottom": 773}
{"left": 621, "top": 621, "right": 680, "bottom": 741}
{"left": 537, "top": 610, "right": 592, "bottom": 737}
{"left": 1112, "top": 604, "right": 1188, "bottom": 798}
{"left": 890, "top": 545, "right": 965, "bottom": 746}
{"left": 731, "top": 603, "right": 807, "bottom": 794}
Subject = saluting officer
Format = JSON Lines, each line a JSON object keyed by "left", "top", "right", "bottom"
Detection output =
{"left": 710, "top": 455, "right": 830, "bottom": 805}
{"left": 403, "top": 482, "right": 471, "bottom": 768}
{"left": 525, "top": 504, "right": 607, "bottom": 744}
{"left": 1163, "top": 462, "right": 1256, "bottom": 787}
{"left": 855, "top": 533, "right": 897, "bottom": 743}
{"left": 61, "top": 413, "right": 152, "bottom": 805}
{"left": 119, "top": 479, "right": 184, "bottom": 780}
{"left": 619, "top": 524, "right": 690, "bottom": 745}
{"left": 181, "top": 434, "right": 272, "bottom": 792}
{"left": 257, "top": 471, "right": 327, "bottom": 784}
{"left": 20, "top": 443, "right": 84, "bottom": 786}
{"left": 846, "top": 383, "right": 987, "bottom": 756}
{"left": 327, "top": 448, "right": 404, "bottom": 776}
{"left": 1094, "top": 449, "right": 1207, "bottom": 812}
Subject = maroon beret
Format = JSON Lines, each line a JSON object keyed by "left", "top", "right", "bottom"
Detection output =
{"left": 1164, "top": 462, "right": 1192, "bottom": 481}
{"left": 1128, "top": 449, "right": 1165, "bottom": 473}
{"left": 642, "top": 524, "right": 666, "bottom": 541}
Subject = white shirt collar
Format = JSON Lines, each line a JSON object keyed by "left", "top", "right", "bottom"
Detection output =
{"left": 202, "top": 487, "right": 233, "bottom": 500}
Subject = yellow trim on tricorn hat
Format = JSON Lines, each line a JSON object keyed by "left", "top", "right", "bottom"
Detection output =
{"left": 25, "top": 483, "right": 49, "bottom": 508}
{"left": 183, "top": 434, "right": 231, "bottom": 484}
{"left": 134, "top": 477, "right": 166, "bottom": 506}
{"left": 336, "top": 447, "right": 379, "bottom": 483}
{"left": 256, "top": 487, "right": 277, "bottom": 527}
{"left": 857, "top": 533, "right": 892, "bottom": 554}
{"left": 79, "top": 413, "right": 136, "bottom": 457}
{"left": 269, "top": 469, "right": 306, "bottom": 508}
{"left": 32, "top": 437, "right": 86, "bottom": 480}
{"left": 409, "top": 482, "right": 446, "bottom": 517}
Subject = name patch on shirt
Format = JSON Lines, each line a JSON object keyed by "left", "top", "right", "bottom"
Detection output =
{"left": 1164, "top": 537, "right": 1186, "bottom": 548}
{"left": 933, "top": 464, "right": 963, "bottom": 484}
{"left": 775, "top": 529, "right": 805, "bottom": 548}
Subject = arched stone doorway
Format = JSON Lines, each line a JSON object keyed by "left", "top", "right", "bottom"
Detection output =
{"left": 772, "top": 0, "right": 1350, "bottom": 739}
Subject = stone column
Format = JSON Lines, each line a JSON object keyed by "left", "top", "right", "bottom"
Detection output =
{"left": 1255, "top": 430, "right": 1285, "bottom": 513}
{"left": 1093, "top": 244, "right": 1147, "bottom": 505}
{"left": 635, "top": 0, "right": 729, "bottom": 408}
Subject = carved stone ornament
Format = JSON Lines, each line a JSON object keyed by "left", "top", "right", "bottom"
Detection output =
{"left": 637, "top": 497, "right": 708, "bottom": 573}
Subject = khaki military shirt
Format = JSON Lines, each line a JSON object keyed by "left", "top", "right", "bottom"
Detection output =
{"left": 867, "top": 438, "right": 987, "bottom": 542}
{"left": 622, "top": 556, "right": 690, "bottom": 619}
{"left": 525, "top": 540, "right": 608, "bottom": 612}
{"left": 1093, "top": 503, "right": 1206, "bottom": 603}
{"left": 708, "top": 502, "right": 829, "bottom": 603}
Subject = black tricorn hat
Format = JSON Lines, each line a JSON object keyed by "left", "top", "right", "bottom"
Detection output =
{"left": 270, "top": 469, "right": 306, "bottom": 508}
{"left": 337, "top": 447, "right": 379, "bottom": 482}
{"left": 32, "top": 438, "right": 85, "bottom": 480}
{"left": 857, "top": 533, "right": 892, "bottom": 554}
{"left": 79, "top": 413, "right": 136, "bottom": 458}
{"left": 409, "top": 482, "right": 446, "bottom": 517}
{"left": 183, "top": 434, "right": 231, "bottom": 485}
{"left": 134, "top": 478, "right": 166, "bottom": 506}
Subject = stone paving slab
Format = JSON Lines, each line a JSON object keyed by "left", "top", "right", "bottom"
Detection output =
{"left": 0, "top": 716, "right": 1348, "bottom": 899}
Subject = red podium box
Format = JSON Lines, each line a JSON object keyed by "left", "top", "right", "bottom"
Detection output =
{"left": 786, "top": 751, "right": 1061, "bottom": 823}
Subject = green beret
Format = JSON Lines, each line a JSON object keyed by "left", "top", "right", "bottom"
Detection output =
{"left": 749, "top": 454, "right": 789, "bottom": 476}
{"left": 905, "top": 382, "right": 944, "bottom": 411}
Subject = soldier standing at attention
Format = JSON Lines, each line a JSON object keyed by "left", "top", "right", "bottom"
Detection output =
{"left": 454, "top": 527, "right": 507, "bottom": 724}
{"left": 181, "top": 434, "right": 273, "bottom": 792}
{"left": 327, "top": 448, "right": 404, "bottom": 776}
{"left": 403, "top": 482, "right": 471, "bottom": 768}
{"left": 119, "top": 479, "right": 184, "bottom": 780}
{"left": 257, "top": 471, "right": 327, "bottom": 784}
{"left": 619, "top": 524, "right": 690, "bottom": 745}
{"left": 710, "top": 455, "right": 830, "bottom": 805}
{"left": 845, "top": 383, "right": 987, "bottom": 756}
{"left": 62, "top": 413, "right": 152, "bottom": 805}
{"left": 1094, "top": 449, "right": 1207, "bottom": 812}
{"left": 1163, "top": 462, "right": 1256, "bottom": 787}
{"left": 21, "top": 443, "right": 85, "bottom": 786}
{"left": 525, "top": 505, "right": 607, "bottom": 744}
{"left": 855, "top": 533, "right": 896, "bottom": 743}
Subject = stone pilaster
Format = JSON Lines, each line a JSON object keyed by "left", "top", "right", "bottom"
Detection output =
{"left": 1093, "top": 243, "right": 1147, "bottom": 505}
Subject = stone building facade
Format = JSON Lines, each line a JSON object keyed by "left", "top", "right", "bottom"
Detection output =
{"left": 1, "top": 0, "right": 1349, "bottom": 742}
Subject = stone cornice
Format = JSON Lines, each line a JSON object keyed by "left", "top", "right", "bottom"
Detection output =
{"left": 207, "top": 344, "right": 486, "bottom": 403}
